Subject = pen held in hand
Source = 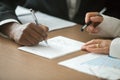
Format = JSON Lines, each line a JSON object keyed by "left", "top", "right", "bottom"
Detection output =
{"left": 30, "top": 9, "right": 48, "bottom": 44}
{"left": 80, "top": 8, "right": 107, "bottom": 32}
{"left": 81, "top": 21, "right": 92, "bottom": 32}
{"left": 30, "top": 9, "right": 39, "bottom": 25}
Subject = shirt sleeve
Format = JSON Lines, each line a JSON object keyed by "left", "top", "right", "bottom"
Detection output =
{"left": 0, "top": 19, "right": 19, "bottom": 26}
{"left": 109, "top": 38, "right": 120, "bottom": 59}
{"left": 93, "top": 15, "right": 120, "bottom": 38}
{"left": 0, "top": 19, "right": 19, "bottom": 38}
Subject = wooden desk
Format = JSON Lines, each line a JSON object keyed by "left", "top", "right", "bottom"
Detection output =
{"left": 0, "top": 25, "right": 100, "bottom": 80}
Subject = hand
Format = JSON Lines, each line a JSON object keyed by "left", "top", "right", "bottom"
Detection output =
{"left": 81, "top": 39, "right": 112, "bottom": 54}
{"left": 85, "top": 12, "right": 103, "bottom": 34}
{"left": 1, "top": 22, "right": 49, "bottom": 46}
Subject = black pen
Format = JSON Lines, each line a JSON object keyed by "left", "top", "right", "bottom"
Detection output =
{"left": 80, "top": 8, "right": 107, "bottom": 32}
{"left": 30, "top": 9, "right": 48, "bottom": 44}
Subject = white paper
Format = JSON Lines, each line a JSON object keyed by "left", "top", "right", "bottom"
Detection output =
{"left": 18, "top": 36, "right": 84, "bottom": 59}
{"left": 15, "top": 6, "right": 31, "bottom": 16}
{"left": 59, "top": 53, "right": 120, "bottom": 80}
{"left": 15, "top": 6, "right": 76, "bottom": 31}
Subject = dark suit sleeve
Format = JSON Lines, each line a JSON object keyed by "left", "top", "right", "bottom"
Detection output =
{"left": 0, "top": 0, "right": 26, "bottom": 23}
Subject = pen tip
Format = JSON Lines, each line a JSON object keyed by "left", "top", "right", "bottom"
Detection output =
{"left": 80, "top": 29, "right": 84, "bottom": 32}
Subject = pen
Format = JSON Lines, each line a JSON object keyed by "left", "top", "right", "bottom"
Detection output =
{"left": 80, "top": 8, "right": 107, "bottom": 32}
{"left": 30, "top": 9, "right": 48, "bottom": 44}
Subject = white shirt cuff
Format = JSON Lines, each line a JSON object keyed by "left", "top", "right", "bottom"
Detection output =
{"left": 109, "top": 38, "right": 120, "bottom": 59}
{"left": 0, "top": 19, "right": 19, "bottom": 38}
{"left": 93, "top": 15, "right": 120, "bottom": 37}
{"left": 0, "top": 19, "right": 19, "bottom": 26}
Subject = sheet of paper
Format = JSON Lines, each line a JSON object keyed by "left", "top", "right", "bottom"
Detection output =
{"left": 18, "top": 36, "right": 84, "bottom": 59}
{"left": 15, "top": 6, "right": 31, "bottom": 16}
{"left": 15, "top": 6, "right": 76, "bottom": 31}
{"left": 59, "top": 53, "right": 120, "bottom": 80}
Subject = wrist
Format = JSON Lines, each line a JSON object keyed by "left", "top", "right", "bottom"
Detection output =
{"left": 0, "top": 22, "right": 21, "bottom": 39}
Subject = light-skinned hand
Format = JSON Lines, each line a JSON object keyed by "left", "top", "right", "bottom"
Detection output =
{"left": 81, "top": 39, "right": 112, "bottom": 54}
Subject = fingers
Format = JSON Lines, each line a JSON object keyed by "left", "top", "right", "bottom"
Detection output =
{"left": 85, "top": 12, "right": 103, "bottom": 33}
{"left": 85, "top": 12, "right": 99, "bottom": 23}
{"left": 39, "top": 24, "right": 49, "bottom": 32}
{"left": 18, "top": 34, "right": 41, "bottom": 46}
{"left": 81, "top": 39, "right": 110, "bottom": 54}
{"left": 28, "top": 23, "right": 48, "bottom": 40}
{"left": 82, "top": 43, "right": 101, "bottom": 51}
{"left": 84, "top": 39, "right": 101, "bottom": 46}
{"left": 83, "top": 43, "right": 101, "bottom": 49}
{"left": 24, "top": 27, "right": 44, "bottom": 44}
{"left": 86, "top": 25, "right": 99, "bottom": 33}
{"left": 38, "top": 24, "right": 49, "bottom": 40}
{"left": 84, "top": 46, "right": 107, "bottom": 53}
{"left": 90, "top": 16, "right": 103, "bottom": 23}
